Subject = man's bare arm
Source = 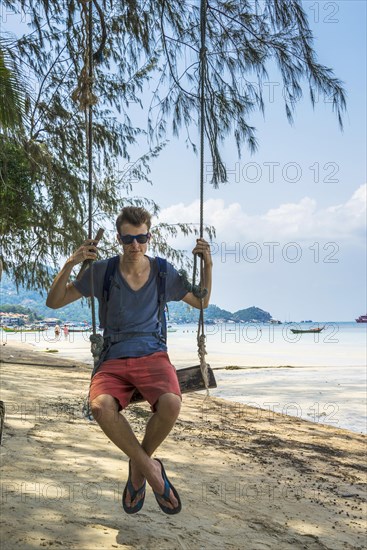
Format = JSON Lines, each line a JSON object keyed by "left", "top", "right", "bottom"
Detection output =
{"left": 46, "top": 240, "right": 98, "bottom": 309}
{"left": 181, "top": 238, "right": 213, "bottom": 310}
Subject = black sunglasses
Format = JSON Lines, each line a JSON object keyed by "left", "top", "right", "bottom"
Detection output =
{"left": 119, "top": 232, "right": 151, "bottom": 245}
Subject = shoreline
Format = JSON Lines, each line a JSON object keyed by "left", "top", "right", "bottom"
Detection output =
{"left": 1, "top": 344, "right": 366, "bottom": 549}
{"left": 1, "top": 322, "right": 366, "bottom": 369}
{"left": 8, "top": 342, "right": 366, "bottom": 370}
{"left": 2, "top": 340, "right": 366, "bottom": 435}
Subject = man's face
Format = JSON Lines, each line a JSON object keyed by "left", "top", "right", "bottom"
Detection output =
{"left": 117, "top": 222, "right": 151, "bottom": 260}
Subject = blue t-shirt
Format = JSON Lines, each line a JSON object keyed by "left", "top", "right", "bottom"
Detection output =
{"left": 73, "top": 256, "right": 188, "bottom": 359}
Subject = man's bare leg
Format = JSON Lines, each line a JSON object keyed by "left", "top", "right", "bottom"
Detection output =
{"left": 142, "top": 393, "right": 182, "bottom": 455}
{"left": 90, "top": 393, "right": 181, "bottom": 510}
{"left": 129, "top": 393, "right": 181, "bottom": 509}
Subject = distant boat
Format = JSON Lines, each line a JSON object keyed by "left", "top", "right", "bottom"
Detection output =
{"left": 67, "top": 325, "right": 92, "bottom": 333}
{"left": 2, "top": 325, "right": 48, "bottom": 332}
{"left": 355, "top": 315, "right": 367, "bottom": 323}
{"left": 290, "top": 326, "right": 325, "bottom": 334}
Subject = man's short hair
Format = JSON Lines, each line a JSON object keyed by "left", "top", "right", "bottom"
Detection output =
{"left": 116, "top": 206, "right": 152, "bottom": 232}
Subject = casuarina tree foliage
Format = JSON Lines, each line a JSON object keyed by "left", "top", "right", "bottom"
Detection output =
{"left": 0, "top": 0, "right": 346, "bottom": 289}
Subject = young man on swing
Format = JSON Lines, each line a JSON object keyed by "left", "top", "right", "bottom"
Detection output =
{"left": 46, "top": 206, "right": 213, "bottom": 515}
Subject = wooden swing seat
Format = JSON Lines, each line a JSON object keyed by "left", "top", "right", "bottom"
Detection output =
{"left": 130, "top": 364, "right": 217, "bottom": 403}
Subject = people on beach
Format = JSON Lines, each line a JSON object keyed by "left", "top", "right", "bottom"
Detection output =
{"left": 46, "top": 206, "right": 212, "bottom": 515}
{"left": 54, "top": 324, "right": 61, "bottom": 336}
{"left": 63, "top": 325, "right": 69, "bottom": 338}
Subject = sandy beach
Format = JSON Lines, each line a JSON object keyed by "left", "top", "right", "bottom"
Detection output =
{"left": 0, "top": 343, "right": 366, "bottom": 549}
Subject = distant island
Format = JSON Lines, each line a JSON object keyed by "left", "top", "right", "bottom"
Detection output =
{"left": 0, "top": 275, "right": 274, "bottom": 325}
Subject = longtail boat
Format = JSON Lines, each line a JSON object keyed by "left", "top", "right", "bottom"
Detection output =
{"left": 66, "top": 326, "right": 93, "bottom": 333}
{"left": 356, "top": 315, "right": 367, "bottom": 323}
{"left": 1, "top": 326, "right": 48, "bottom": 332}
{"left": 290, "top": 326, "right": 325, "bottom": 334}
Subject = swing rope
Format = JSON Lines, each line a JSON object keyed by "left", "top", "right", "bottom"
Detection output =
{"left": 74, "top": 0, "right": 211, "bottom": 388}
{"left": 195, "top": 0, "right": 210, "bottom": 391}
{"left": 72, "top": 0, "right": 104, "bottom": 364}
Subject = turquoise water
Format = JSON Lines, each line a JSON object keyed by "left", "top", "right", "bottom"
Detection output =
{"left": 171, "top": 321, "right": 366, "bottom": 368}
{"left": 1, "top": 322, "right": 366, "bottom": 434}
{"left": 172, "top": 322, "right": 367, "bottom": 435}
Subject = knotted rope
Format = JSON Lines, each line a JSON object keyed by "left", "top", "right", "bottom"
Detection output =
{"left": 72, "top": 0, "right": 106, "bottom": 358}
{"left": 90, "top": 332, "right": 105, "bottom": 363}
{"left": 196, "top": 0, "right": 210, "bottom": 393}
{"left": 71, "top": 1, "right": 98, "bottom": 111}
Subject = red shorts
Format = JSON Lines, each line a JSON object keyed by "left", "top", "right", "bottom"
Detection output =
{"left": 89, "top": 351, "right": 181, "bottom": 411}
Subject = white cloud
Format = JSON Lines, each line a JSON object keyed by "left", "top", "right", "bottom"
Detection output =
{"left": 158, "top": 184, "right": 366, "bottom": 245}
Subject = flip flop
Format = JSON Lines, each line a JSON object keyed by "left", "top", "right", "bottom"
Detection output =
{"left": 122, "top": 460, "right": 146, "bottom": 514}
{"left": 153, "top": 458, "right": 182, "bottom": 515}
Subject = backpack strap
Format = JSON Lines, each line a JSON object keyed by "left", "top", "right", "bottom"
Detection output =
{"left": 155, "top": 256, "right": 167, "bottom": 343}
{"left": 103, "top": 255, "right": 120, "bottom": 301}
{"left": 99, "top": 255, "right": 120, "bottom": 328}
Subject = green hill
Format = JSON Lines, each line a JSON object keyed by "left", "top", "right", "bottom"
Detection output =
{"left": 0, "top": 275, "right": 272, "bottom": 324}
{"left": 0, "top": 275, "right": 92, "bottom": 323}
{"left": 233, "top": 306, "right": 271, "bottom": 323}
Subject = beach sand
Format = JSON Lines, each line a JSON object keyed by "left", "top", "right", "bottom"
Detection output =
{"left": 0, "top": 343, "right": 366, "bottom": 550}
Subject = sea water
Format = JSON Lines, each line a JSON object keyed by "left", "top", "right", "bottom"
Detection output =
{"left": 2, "top": 322, "right": 366, "bottom": 434}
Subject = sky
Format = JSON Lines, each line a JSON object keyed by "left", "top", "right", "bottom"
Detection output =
{"left": 130, "top": 0, "right": 367, "bottom": 321}
{"left": 2, "top": 1, "right": 366, "bottom": 321}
